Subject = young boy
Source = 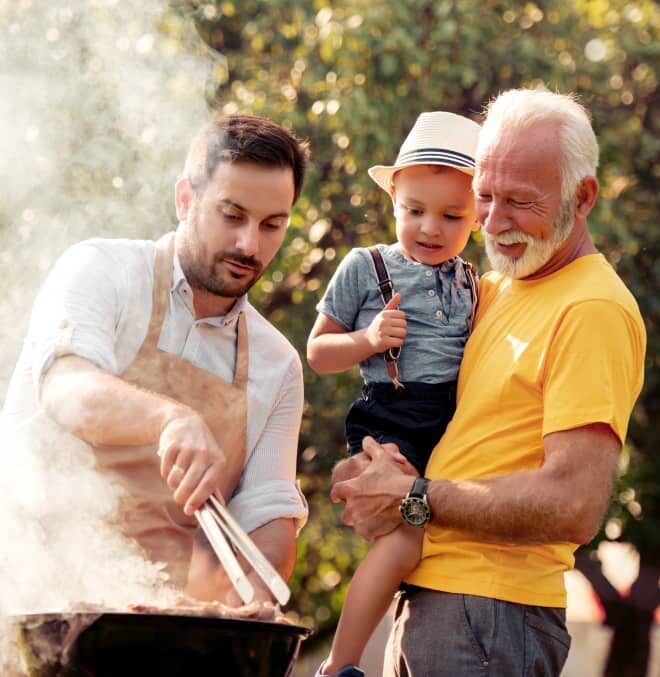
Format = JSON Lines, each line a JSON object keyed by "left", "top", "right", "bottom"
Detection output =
{"left": 306, "top": 111, "right": 481, "bottom": 677}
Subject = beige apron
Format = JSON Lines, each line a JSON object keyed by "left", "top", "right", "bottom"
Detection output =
{"left": 92, "top": 233, "right": 248, "bottom": 588}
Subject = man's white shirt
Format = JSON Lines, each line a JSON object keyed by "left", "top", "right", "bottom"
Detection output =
{"left": 1, "top": 235, "right": 308, "bottom": 534}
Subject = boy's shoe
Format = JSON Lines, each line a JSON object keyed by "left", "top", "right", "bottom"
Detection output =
{"left": 313, "top": 662, "right": 365, "bottom": 677}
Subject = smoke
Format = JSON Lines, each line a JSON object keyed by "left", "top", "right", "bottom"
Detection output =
{"left": 0, "top": 416, "right": 181, "bottom": 673}
{"left": 0, "top": 416, "right": 179, "bottom": 613}
{"left": 0, "top": 0, "right": 221, "bottom": 393}
{"left": 0, "top": 1, "right": 225, "bottom": 672}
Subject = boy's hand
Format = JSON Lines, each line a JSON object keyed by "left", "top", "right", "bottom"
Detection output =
{"left": 365, "top": 292, "right": 407, "bottom": 353}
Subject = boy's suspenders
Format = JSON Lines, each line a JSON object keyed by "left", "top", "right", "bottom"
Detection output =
{"left": 464, "top": 261, "right": 478, "bottom": 331}
{"left": 368, "top": 247, "right": 479, "bottom": 390}
{"left": 368, "top": 247, "right": 404, "bottom": 390}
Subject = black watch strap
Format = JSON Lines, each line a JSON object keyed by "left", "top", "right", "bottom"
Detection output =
{"left": 409, "top": 477, "right": 429, "bottom": 499}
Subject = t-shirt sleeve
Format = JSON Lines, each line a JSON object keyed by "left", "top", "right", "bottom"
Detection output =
{"left": 315, "top": 248, "right": 369, "bottom": 331}
{"left": 542, "top": 299, "right": 646, "bottom": 444}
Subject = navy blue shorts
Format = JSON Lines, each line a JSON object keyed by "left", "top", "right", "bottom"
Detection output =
{"left": 344, "top": 380, "right": 457, "bottom": 475}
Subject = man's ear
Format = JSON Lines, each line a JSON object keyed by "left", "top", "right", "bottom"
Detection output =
{"left": 575, "top": 176, "right": 599, "bottom": 219}
{"left": 175, "top": 177, "right": 194, "bottom": 222}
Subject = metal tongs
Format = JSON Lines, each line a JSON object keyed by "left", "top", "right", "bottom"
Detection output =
{"left": 194, "top": 495, "right": 291, "bottom": 606}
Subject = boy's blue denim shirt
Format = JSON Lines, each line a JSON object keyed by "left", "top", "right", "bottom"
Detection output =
{"left": 316, "top": 243, "right": 476, "bottom": 385}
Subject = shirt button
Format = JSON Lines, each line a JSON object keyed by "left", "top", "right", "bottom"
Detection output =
{"left": 435, "top": 310, "right": 443, "bottom": 318}
{"left": 428, "top": 289, "right": 435, "bottom": 296}
{"left": 425, "top": 270, "right": 433, "bottom": 277}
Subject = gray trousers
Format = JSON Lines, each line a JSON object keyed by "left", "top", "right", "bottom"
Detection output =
{"left": 384, "top": 586, "right": 571, "bottom": 677}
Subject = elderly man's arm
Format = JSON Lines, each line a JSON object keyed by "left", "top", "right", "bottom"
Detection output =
{"left": 333, "top": 423, "right": 620, "bottom": 544}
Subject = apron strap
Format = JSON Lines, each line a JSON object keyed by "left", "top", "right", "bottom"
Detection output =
{"left": 233, "top": 312, "right": 249, "bottom": 389}
{"left": 144, "top": 232, "right": 176, "bottom": 346}
{"left": 150, "top": 231, "right": 249, "bottom": 391}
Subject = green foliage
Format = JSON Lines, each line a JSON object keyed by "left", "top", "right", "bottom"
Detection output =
{"left": 3, "top": 0, "right": 656, "bottom": 640}
{"left": 166, "top": 0, "right": 659, "bottom": 617}
{"left": 195, "top": 0, "right": 658, "bottom": 623}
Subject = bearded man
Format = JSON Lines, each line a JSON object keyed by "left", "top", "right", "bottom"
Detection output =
{"left": 1, "top": 115, "right": 310, "bottom": 602}
{"left": 331, "top": 89, "right": 646, "bottom": 676}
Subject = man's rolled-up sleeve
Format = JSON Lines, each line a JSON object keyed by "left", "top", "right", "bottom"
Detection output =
{"left": 28, "top": 241, "right": 125, "bottom": 396}
{"left": 227, "top": 479, "right": 308, "bottom": 536}
{"left": 227, "top": 355, "right": 308, "bottom": 535}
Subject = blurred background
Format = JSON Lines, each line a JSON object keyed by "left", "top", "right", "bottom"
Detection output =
{"left": 0, "top": 1, "right": 657, "bottom": 674}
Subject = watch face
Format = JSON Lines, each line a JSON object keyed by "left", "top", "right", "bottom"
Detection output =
{"left": 400, "top": 496, "right": 430, "bottom": 527}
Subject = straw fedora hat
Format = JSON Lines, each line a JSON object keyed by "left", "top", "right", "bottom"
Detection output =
{"left": 368, "top": 111, "right": 481, "bottom": 193}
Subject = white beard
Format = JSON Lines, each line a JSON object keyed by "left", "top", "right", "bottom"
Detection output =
{"left": 483, "top": 201, "right": 574, "bottom": 279}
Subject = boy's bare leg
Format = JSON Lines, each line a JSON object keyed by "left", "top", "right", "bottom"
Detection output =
{"left": 322, "top": 524, "right": 424, "bottom": 675}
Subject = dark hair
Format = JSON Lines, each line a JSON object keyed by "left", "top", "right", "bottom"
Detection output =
{"left": 184, "top": 114, "right": 310, "bottom": 203}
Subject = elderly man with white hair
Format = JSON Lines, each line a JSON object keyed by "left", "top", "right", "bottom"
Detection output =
{"left": 331, "top": 88, "right": 646, "bottom": 676}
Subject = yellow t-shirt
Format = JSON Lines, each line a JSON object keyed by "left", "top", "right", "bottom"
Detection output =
{"left": 408, "top": 254, "right": 646, "bottom": 607}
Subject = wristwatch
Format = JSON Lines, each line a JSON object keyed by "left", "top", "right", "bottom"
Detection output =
{"left": 399, "top": 477, "right": 431, "bottom": 527}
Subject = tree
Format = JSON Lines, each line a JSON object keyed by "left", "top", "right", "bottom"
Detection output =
{"left": 168, "top": 0, "right": 658, "bottom": 643}
{"left": 1, "top": 0, "right": 657, "bottom": 662}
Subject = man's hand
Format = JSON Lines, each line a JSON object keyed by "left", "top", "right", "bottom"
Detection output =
{"left": 331, "top": 436, "right": 418, "bottom": 539}
{"left": 365, "top": 293, "right": 407, "bottom": 353}
{"left": 42, "top": 356, "right": 225, "bottom": 516}
{"left": 331, "top": 437, "right": 411, "bottom": 485}
{"left": 158, "top": 410, "right": 227, "bottom": 516}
